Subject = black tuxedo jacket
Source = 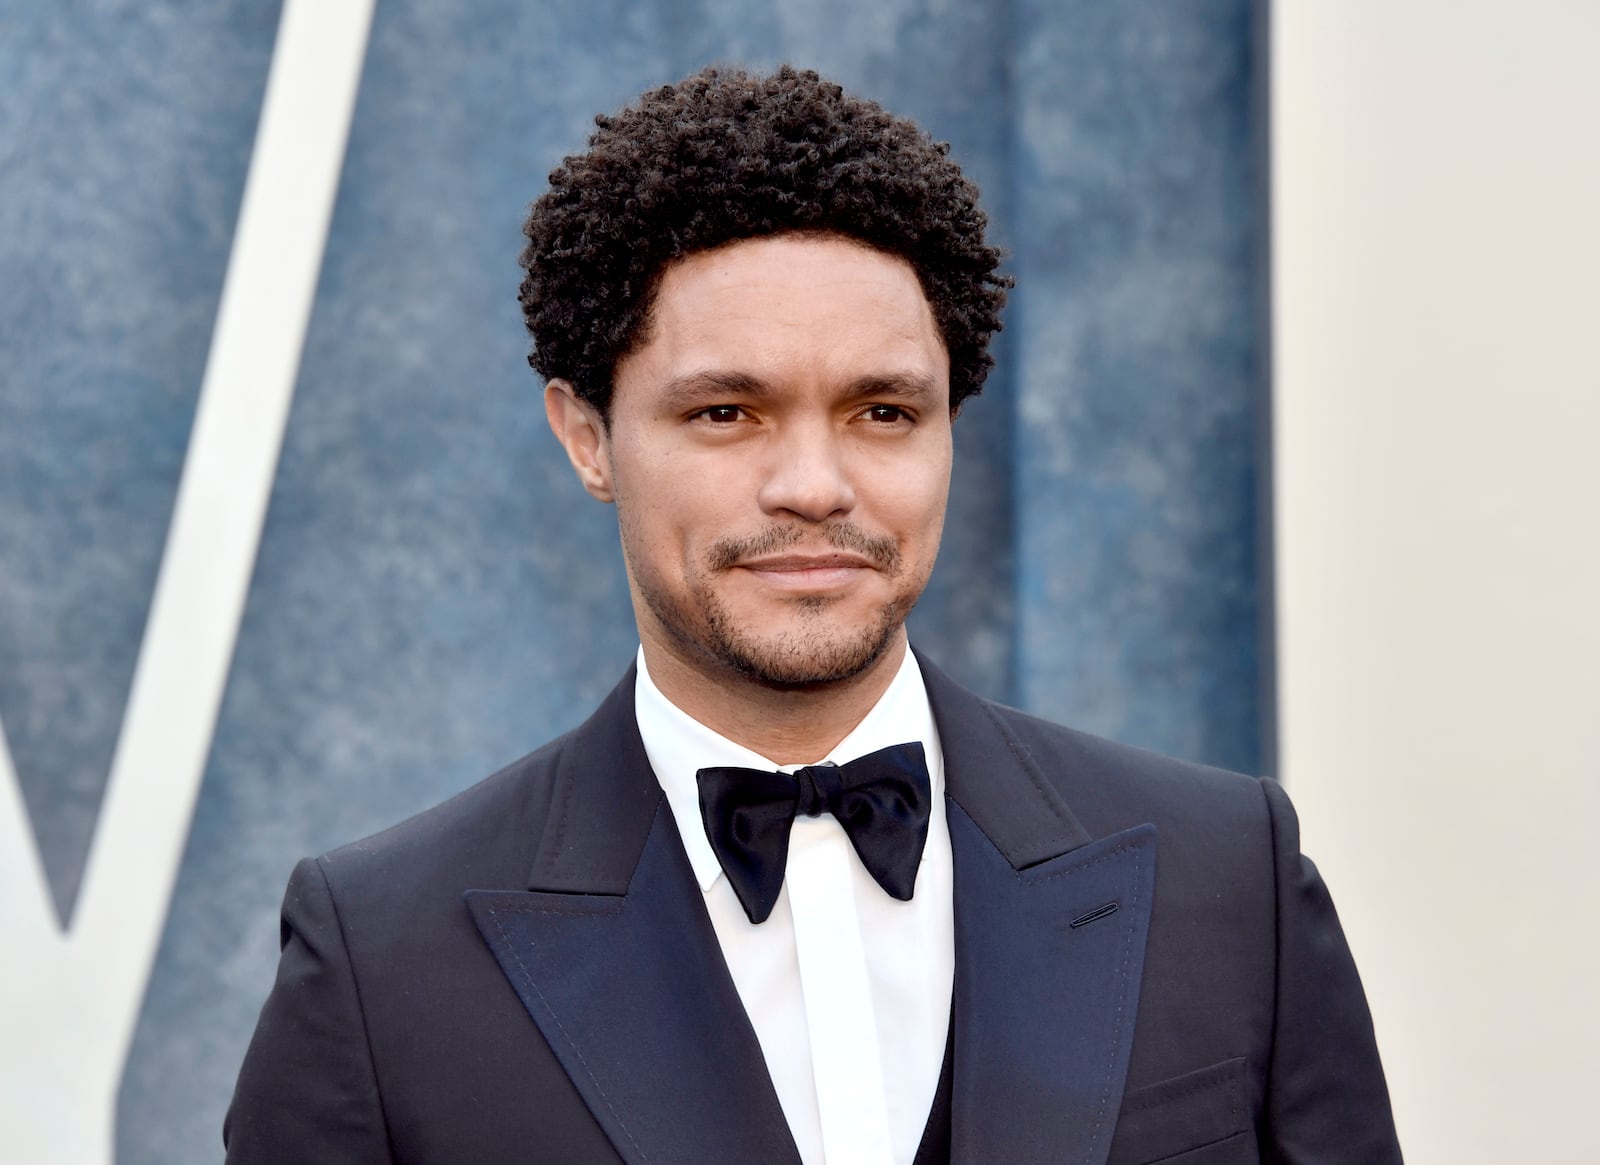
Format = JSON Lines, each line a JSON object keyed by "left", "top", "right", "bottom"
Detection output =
{"left": 225, "top": 657, "right": 1401, "bottom": 1163}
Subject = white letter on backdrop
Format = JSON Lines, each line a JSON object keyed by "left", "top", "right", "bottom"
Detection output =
{"left": 0, "top": 2, "right": 375, "bottom": 1160}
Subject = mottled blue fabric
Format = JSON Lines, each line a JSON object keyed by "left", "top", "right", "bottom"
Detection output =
{"left": 0, "top": 2, "right": 1264, "bottom": 1161}
{"left": 1008, "top": 0, "right": 1265, "bottom": 769}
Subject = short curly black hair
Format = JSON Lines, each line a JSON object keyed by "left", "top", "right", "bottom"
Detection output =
{"left": 519, "top": 65, "right": 1009, "bottom": 419}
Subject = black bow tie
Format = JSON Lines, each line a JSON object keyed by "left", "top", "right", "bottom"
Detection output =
{"left": 696, "top": 742, "right": 932, "bottom": 925}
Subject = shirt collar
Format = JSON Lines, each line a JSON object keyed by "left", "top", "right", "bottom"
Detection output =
{"left": 634, "top": 645, "right": 943, "bottom": 893}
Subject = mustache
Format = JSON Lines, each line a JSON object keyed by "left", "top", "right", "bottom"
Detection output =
{"left": 707, "top": 523, "right": 901, "bottom": 573}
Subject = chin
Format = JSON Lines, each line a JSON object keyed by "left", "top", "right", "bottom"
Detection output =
{"left": 703, "top": 607, "right": 908, "bottom": 692}
{"left": 636, "top": 567, "right": 917, "bottom": 691}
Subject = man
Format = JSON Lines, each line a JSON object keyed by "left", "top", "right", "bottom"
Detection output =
{"left": 226, "top": 66, "right": 1401, "bottom": 1164}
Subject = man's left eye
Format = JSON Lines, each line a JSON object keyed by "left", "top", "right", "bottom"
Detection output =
{"left": 865, "top": 405, "right": 908, "bottom": 423}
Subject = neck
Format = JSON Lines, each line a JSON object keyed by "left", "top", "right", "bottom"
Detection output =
{"left": 640, "top": 633, "right": 907, "bottom": 764}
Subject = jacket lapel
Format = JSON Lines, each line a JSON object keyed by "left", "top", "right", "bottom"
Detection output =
{"left": 465, "top": 669, "right": 798, "bottom": 1165}
{"left": 466, "top": 656, "right": 1154, "bottom": 1164}
{"left": 923, "top": 658, "right": 1157, "bottom": 1165}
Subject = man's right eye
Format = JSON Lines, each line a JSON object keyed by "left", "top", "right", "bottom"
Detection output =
{"left": 697, "top": 405, "right": 743, "bottom": 423}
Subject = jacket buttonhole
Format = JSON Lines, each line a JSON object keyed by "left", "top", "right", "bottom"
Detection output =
{"left": 1068, "top": 902, "right": 1119, "bottom": 929}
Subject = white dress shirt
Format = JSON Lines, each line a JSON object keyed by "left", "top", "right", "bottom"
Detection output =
{"left": 635, "top": 647, "right": 955, "bottom": 1165}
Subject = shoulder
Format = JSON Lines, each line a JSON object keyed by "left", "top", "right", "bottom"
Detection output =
{"left": 919, "top": 650, "right": 1275, "bottom": 845}
{"left": 921, "top": 658, "right": 1288, "bottom": 940}
{"left": 983, "top": 698, "right": 1272, "bottom": 824}
{"left": 307, "top": 718, "right": 589, "bottom": 921}
{"left": 311, "top": 664, "right": 643, "bottom": 898}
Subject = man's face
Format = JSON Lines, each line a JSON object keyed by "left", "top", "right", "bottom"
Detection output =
{"left": 559, "top": 233, "right": 953, "bottom": 690}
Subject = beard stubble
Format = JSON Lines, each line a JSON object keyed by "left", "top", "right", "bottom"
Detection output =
{"left": 636, "top": 521, "right": 916, "bottom": 690}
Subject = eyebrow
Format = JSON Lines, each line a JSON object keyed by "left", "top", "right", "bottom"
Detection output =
{"left": 656, "top": 370, "right": 769, "bottom": 409}
{"left": 655, "top": 369, "right": 943, "bottom": 409}
{"left": 843, "top": 371, "right": 942, "bottom": 403}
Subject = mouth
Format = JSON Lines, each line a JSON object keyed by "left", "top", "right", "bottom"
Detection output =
{"left": 733, "top": 553, "right": 878, "bottom": 591}
{"left": 705, "top": 523, "right": 902, "bottom": 592}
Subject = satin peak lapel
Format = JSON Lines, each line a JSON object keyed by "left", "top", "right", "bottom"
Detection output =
{"left": 465, "top": 672, "right": 797, "bottom": 1165}
{"left": 948, "top": 810, "right": 1156, "bottom": 1165}
{"left": 467, "top": 806, "right": 798, "bottom": 1165}
{"left": 918, "top": 656, "right": 1156, "bottom": 1165}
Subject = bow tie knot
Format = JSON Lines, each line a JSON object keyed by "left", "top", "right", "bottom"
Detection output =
{"left": 793, "top": 764, "right": 844, "bottom": 818}
{"left": 697, "top": 742, "right": 933, "bottom": 924}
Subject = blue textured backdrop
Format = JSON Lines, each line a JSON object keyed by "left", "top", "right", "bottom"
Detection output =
{"left": 0, "top": 2, "right": 1265, "bottom": 1160}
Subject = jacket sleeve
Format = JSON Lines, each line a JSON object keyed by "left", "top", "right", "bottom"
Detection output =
{"left": 224, "top": 857, "right": 393, "bottom": 1163}
{"left": 1259, "top": 777, "right": 1404, "bottom": 1163}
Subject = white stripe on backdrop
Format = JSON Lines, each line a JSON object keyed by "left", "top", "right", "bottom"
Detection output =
{"left": 0, "top": 3, "right": 376, "bottom": 1161}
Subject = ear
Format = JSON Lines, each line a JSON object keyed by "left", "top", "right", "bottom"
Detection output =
{"left": 544, "top": 380, "right": 614, "bottom": 503}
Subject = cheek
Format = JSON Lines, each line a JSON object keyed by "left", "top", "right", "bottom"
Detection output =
{"left": 877, "top": 455, "right": 951, "bottom": 534}
{"left": 619, "top": 498, "right": 684, "bottom": 568}
{"left": 616, "top": 466, "right": 730, "bottom": 573}
{"left": 902, "top": 478, "right": 952, "bottom": 578}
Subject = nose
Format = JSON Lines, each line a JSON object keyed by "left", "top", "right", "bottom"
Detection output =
{"left": 755, "top": 419, "right": 857, "bottom": 522}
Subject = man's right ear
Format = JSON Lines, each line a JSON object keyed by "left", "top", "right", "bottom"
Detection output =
{"left": 544, "top": 380, "right": 614, "bottom": 503}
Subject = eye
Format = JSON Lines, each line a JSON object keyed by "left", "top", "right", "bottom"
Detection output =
{"left": 695, "top": 405, "right": 744, "bottom": 424}
{"left": 863, "top": 404, "right": 910, "bottom": 423}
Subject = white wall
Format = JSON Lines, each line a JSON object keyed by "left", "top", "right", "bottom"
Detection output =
{"left": 1272, "top": 2, "right": 1600, "bottom": 1161}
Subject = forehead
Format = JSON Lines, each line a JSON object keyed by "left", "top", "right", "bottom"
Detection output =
{"left": 617, "top": 234, "right": 949, "bottom": 399}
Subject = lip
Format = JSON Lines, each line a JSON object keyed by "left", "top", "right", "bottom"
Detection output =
{"left": 734, "top": 553, "right": 877, "bottom": 590}
{"left": 737, "top": 553, "right": 876, "bottom": 571}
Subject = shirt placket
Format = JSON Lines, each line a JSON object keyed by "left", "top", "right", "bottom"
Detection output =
{"left": 784, "top": 815, "right": 896, "bottom": 1165}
